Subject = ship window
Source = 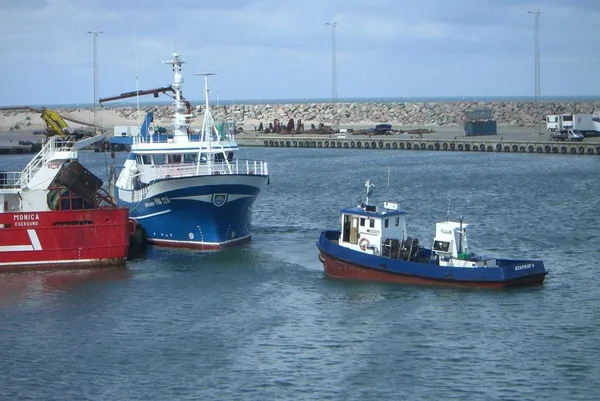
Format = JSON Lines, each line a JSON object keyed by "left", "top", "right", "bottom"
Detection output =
{"left": 433, "top": 240, "right": 450, "bottom": 252}
{"left": 141, "top": 155, "right": 151, "bottom": 165}
{"left": 384, "top": 218, "right": 389, "bottom": 228}
{"left": 562, "top": 115, "right": 573, "bottom": 122}
{"left": 184, "top": 153, "right": 198, "bottom": 163}
{"left": 227, "top": 152, "right": 234, "bottom": 161}
{"left": 360, "top": 218, "right": 365, "bottom": 227}
{"left": 153, "top": 154, "right": 165, "bottom": 165}
{"left": 369, "top": 219, "right": 375, "bottom": 228}
{"left": 168, "top": 154, "right": 182, "bottom": 163}
{"left": 395, "top": 217, "right": 400, "bottom": 226}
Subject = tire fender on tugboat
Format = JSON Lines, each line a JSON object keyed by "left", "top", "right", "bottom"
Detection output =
{"left": 128, "top": 220, "right": 147, "bottom": 260}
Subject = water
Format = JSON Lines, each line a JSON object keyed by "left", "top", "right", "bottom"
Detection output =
{"left": 1, "top": 149, "right": 599, "bottom": 400}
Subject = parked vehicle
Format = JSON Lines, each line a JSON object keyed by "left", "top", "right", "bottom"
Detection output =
{"left": 550, "top": 129, "right": 584, "bottom": 141}
{"left": 546, "top": 114, "right": 600, "bottom": 136}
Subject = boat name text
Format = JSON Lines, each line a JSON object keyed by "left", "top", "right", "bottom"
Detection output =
{"left": 144, "top": 197, "right": 171, "bottom": 208}
{"left": 514, "top": 263, "right": 534, "bottom": 271}
{"left": 366, "top": 229, "right": 379, "bottom": 235}
{"left": 13, "top": 213, "right": 40, "bottom": 227}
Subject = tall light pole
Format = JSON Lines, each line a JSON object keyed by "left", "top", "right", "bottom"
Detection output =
{"left": 527, "top": 11, "right": 541, "bottom": 102}
{"left": 527, "top": 11, "right": 541, "bottom": 133}
{"left": 88, "top": 31, "right": 104, "bottom": 133}
{"left": 326, "top": 22, "right": 338, "bottom": 131}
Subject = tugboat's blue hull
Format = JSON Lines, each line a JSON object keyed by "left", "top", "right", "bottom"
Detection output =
{"left": 317, "top": 230, "right": 547, "bottom": 289}
{"left": 117, "top": 174, "right": 268, "bottom": 249}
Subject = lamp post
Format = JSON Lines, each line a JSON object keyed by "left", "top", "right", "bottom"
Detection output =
{"left": 325, "top": 22, "right": 338, "bottom": 132}
{"left": 88, "top": 31, "right": 104, "bottom": 133}
{"left": 527, "top": 11, "right": 541, "bottom": 132}
{"left": 527, "top": 11, "right": 541, "bottom": 102}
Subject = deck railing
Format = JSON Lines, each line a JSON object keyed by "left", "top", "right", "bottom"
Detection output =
{"left": 18, "top": 137, "right": 75, "bottom": 188}
{"left": 145, "top": 159, "right": 268, "bottom": 181}
{"left": 0, "top": 171, "right": 22, "bottom": 189}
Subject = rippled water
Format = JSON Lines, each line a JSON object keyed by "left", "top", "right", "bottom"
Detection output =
{"left": 1, "top": 148, "right": 599, "bottom": 400}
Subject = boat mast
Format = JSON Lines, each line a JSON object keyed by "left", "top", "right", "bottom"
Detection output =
{"left": 458, "top": 216, "right": 464, "bottom": 254}
{"left": 163, "top": 53, "right": 189, "bottom": 141}
{"left": 194, "top": 73, "right": 217, "bottom": 143}
{"left": 365, "top": 180, "right": 374, "bottom": 206}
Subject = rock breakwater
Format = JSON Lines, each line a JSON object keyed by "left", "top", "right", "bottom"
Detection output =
{"left": 2, "top": 101, "right": 599, "bottom": 131}
{"left": 113, "top": 101, "right": 600, "bottom": 127}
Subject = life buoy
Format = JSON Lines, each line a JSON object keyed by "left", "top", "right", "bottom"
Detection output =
{"left": 359, "top": 238, "right": 370, "bottom": 251}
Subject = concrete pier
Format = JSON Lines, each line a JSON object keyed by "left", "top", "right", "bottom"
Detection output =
{"left": 236, "top": 132, "right": 600, "bottom": 156}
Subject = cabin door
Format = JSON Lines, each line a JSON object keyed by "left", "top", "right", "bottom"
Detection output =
{"left": 349, "top": 216, "right": 359, "bottom": 244}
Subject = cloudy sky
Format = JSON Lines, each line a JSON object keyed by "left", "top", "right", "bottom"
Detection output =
{"left": 0, "top": 0, "right": 598, "bottom": 106}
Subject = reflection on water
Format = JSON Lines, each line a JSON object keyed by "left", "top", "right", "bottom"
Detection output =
{"left": 0, "top": 267, "right": 131, "bottom": 307}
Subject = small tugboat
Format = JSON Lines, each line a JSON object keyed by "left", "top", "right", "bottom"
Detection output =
{"left": 0, "top": 135, "right": 132, "bottom": 271}
{"left": 316, "top": 181, "right": 548, "bottom": 289}
{"left": 111, "top": 53, "right": 269, "bottom": 249}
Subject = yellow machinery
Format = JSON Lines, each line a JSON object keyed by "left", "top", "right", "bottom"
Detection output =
{"left": 0, "top": 106, "right": 94, "bottom": 138}
{"left": 39, "top": 107, "right": 74, "bottom": 137}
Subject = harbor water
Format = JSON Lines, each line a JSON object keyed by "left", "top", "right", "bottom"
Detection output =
{"left": 1, "top": 148, "right": 599, "bottom": 400}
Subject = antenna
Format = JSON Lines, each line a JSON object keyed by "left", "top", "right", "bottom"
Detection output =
{"left": 385, "top": 166, "right": 390, "bottom": 200}
{"left": 365, "top": 179, "right": 374, "bottom": 206}
{"left": 133, "top": 27, "right": 141, "bottom": 130}
{"left": 193, "top": 72, "right": 217, "bottom": 142}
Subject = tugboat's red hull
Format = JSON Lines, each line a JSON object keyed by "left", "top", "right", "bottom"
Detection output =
{"left": 319, "top": 251, "right": 546, "bottom": 290}
{"left": 0, "top": 208, "right": 131, "bottom": 271}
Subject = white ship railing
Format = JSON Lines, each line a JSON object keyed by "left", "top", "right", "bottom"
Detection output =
{"left": 132, "top": 185, "right": 150, "bottom": 203}
{"left": 18, "top": 136, "right": 75, "bottom": 187}
{"left": 146, "top": 159, "right": 268, "bottom": 181}
{"left": 0, "top": 171, "right": 22, "bottom": 189}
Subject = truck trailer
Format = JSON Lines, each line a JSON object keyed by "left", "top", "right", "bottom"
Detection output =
{"left": 546, "top": 113, "right": 600, "bottom": 136}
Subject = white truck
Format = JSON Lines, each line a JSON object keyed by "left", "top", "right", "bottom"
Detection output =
{"left": 546, "top": 114, "right": 600, "bottom": 136}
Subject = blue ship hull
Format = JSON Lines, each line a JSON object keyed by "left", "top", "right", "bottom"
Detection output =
{"left": 116, "top": 174, "right": 267, "bottom": 249}
{"left": 317, "top": 230, "right": 547, "bottom": 289}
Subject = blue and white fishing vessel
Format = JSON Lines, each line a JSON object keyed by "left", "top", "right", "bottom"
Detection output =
{"left": 113, "top": 53, "right": 269, "bottom": 249}
{"left": 317, "top": 180, "right": 548, "bottom": 289}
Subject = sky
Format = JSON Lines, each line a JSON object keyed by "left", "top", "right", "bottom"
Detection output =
{"left": 0, "top": 0, "right": 599, "bottom": 106}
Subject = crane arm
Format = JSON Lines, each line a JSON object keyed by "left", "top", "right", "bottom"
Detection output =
{"left": 98, "top": 86, "right": 193, "bottom": 118}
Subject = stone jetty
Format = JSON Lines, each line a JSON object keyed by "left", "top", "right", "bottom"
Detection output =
{"left": 129, "top": 100, "right": 599, "bottom": 127}
{"left": 2, "top": 101, "right": 599, "bottom": 131}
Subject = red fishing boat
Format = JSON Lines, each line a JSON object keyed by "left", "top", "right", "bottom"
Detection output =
{"left": 0, "top": 135, "right": 133, "bottom": 271}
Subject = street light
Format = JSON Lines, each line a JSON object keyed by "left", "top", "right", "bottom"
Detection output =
{"left": 88, "top": 30, "right": 104, "bottom": 133}
{"left": 325, "top": 22, "right": 338, "bottom": 131}
{"left": 527, "top": 11, "right": 541, "bottom": 102}
{"left": 527, "top": 11, "right": 541, "bottom": 133}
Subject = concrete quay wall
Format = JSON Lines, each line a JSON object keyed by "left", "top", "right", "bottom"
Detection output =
{"left": 237, "top": 134, "right": 600, "bottom": 156}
